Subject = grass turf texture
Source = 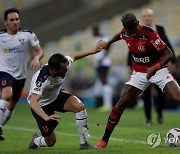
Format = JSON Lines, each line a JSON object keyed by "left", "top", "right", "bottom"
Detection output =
{"left": 0, "top": 104, "right": 180, "bottom": 154}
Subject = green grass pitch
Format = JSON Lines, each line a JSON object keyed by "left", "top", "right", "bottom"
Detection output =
{"left": 0, "top": 104, "right": 180, "bottom": 154}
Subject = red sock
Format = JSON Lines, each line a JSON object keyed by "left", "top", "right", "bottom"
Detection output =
{"left": 102, "top": 106, "right": 124, "bottom": 142}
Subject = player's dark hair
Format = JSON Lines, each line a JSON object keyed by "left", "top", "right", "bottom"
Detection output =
{"left": 48, "top": 53, "right": 68, "bottom": 70}
{"left": 121, "top": 13, "right": 138, "bottom": 29}
{"left": 4, "top": 8, "right": 20, "bottom": 20}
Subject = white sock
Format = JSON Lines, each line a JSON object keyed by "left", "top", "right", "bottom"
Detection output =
{"left": 0, "top": 99, "right": 9, "bottom": 127}
{"left": 34, "top": 136, "right": 47, "bottom": 147}
{"left": 2, "top": 109, "right": 13, "bottom": 125}
{"left": 102, "top": 85, "right": 113, "bottom": 108}
{"left": 76, "top": 109, "right": 89, "bottom": 144}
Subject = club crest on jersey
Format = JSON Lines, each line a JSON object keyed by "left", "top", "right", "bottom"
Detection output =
{"left": 19, "top": 38, "right": 25, "bottom": 44}
{"left": 138, "top": 45, "right": 146, "bottom": 52}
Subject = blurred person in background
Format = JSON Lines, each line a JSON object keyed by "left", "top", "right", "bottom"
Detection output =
{"left": 92, "top": 25, "right": 113, "bottom": 112}
{"left": 0, "top": 8, "right": 44, "bottom": 140}
{"left": 127, "top": 8, "right": 176, "bottom": 125}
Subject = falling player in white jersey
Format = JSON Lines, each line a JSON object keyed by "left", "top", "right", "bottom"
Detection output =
{"left": 27, "top": 40, "right": 105, "bottom": 150}
{"left": 0, "top": 8, "right": 44, "bottom": 140}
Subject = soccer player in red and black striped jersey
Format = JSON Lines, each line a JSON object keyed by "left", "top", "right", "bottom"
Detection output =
{"left": 96, "top": 13, "right": 180, "bottom": 148}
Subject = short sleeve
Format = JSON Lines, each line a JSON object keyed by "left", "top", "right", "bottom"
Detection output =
{"left": 150, "top": 31, "right": 167, "bottom": 52}
{"left": 28, "top": 32, "right": 40, "bottom": 47}
{"left": 30, "top": 72, "right": 46, "bottom": 95}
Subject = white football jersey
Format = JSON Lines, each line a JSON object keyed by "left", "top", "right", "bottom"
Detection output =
{"left": 93, "top": 35, "right": 111, "bottom": 67}
{"left": 27, "top": 56, "right": 73, "bottom": 107}
{"left": 0, "top": 29, "right": 39, "bottom": 79}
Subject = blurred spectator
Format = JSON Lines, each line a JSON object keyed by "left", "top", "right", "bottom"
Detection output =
{"left": 92, "top": 25, "right": 113, "bottom": 112}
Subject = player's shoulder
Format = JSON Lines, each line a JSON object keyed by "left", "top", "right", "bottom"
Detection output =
{"left": 35, "top": 65, "right": 50, "bottom": 83}
{"left": 0, "top": 29, "right": 7, "bottom": 35}
{"left": 120, "top": 28, "right": 130, "bottom": 38}
{"left": 141, "top": 25, "right": 154, "bottom": 33}
{"left": 19, "top": 28, "right": 33, "bottom": 34}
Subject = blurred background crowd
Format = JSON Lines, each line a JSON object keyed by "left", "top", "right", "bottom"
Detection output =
{"left": 0, "top": 0, "right": 179, "bottom": 110}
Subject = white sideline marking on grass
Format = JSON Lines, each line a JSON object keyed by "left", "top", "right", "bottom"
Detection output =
{"left": 4, "top": 126, "right": 147, "bottom": 145}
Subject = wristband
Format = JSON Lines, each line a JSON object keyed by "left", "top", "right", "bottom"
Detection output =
{"left": 155, "top": 63, "right": 162, "bottom": 70}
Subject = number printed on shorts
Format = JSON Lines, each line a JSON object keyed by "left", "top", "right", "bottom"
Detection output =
{"left": 42, "top": 125, "right": 49, "bottom": 133}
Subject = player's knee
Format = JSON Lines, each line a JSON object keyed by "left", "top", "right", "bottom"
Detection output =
{"left": 76, "top": 103, "right": 85, "bottom": 112}
{"left": 2, "top": 93, "right": 12, "bottom": 101}
{"left": 46, "top": 138, "right": 56, "bottom": 147}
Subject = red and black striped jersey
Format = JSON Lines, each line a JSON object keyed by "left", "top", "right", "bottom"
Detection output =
{"left": 120, "top": 25, "right": 167, "bottom": 72}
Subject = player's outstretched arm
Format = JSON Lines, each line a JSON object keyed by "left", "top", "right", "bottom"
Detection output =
{"left": 30, "top": 44, "right": 44, "bottom": 70}
{"left": 104, "top": 32, "right": 121, "bottom": 49}
{"left": 146, "top": 47, "right": 174, "bottom": 80}
{"left": 70, "top": 40, "right": 105, "bottom": 61}
{"left": 30, "top": 93, "right": 60, "bottom": 121}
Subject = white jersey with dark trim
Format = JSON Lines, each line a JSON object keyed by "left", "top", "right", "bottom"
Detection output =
{"left": 0, "top": 29, "right": 39, "bottom": 79}
{"left": 27, "top": 56, "right": 73, "bottom": 107}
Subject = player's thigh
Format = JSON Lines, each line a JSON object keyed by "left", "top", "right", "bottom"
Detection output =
{"left": 11, "top": 78, "right": 26, "bottom": 103}
{"left": 63, "top": 95, "right": 85, "bottom": 113}
{"left": 0, "top": 72, "right": 14, "bottom": 100}
{"left": 117, "top": 85, "right": 142, "bottom": 109}
{"left": 164, "top": 80, "right": 180, "bottom": 102}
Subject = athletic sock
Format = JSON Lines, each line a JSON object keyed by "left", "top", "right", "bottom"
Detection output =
{"left": 102, "top": 105, "right": 124, "bottom": 143}
{"left": 34, "top": 136, "right": 47, "bottom": 147}
{"left": 3, "top": 109, "right": 13, "bottom": 125}
{"left": 0, "top": 99, "right": 9, "bottom": 127}
{"left": 76, "top": 109, "right": 89, "bottom": 144}
{"left": 102, "top": 85, "right": 113, "bottom": 108}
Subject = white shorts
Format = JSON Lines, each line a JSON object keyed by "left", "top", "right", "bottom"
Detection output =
{"left": 126, "top": 68, "right": 175, "bottom": 92}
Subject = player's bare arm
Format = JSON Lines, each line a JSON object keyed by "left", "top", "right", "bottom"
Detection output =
{"left": 30, "top": 93, "right": 60, "bottom": 121}
{"left": 104, "top": 32, "right": 121, "bottom": 49}
{"left": 70, "top": 40, "right": 105, "bottom": 61}
{"left": 146, "top": 47, "right": 174, "bottom": 80}
{"left": 30, "top": 44, "right": 44, "bottom": 70}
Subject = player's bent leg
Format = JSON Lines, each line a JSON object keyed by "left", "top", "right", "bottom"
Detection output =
{"left": 0, "top": 87, "right": 12, "bottom": 141}
{"left": 96, "top": 85, "right": 142, "bottom": 148}
{"left": 164, "top": 80, "right": 180, "bottom": 103}
{"left": 63, "top": 96, "right": 97, "bottom": 150}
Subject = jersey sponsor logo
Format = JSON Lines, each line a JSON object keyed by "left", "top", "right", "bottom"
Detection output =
{"left": 132, "top": 55, "right": 150, "bottom": 63}
{"left": 1, "top": 80, "right": 6, "bottom": 86}
{"left": 138, "top": 45, "right": 146, "bottom": 52}
{"left": 2, "top": 48, "right": 8, "bottom": 53}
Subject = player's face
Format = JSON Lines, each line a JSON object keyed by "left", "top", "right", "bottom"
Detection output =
{"left": 142, "top": 11, "right": 153, "bottom": 27}
{"left": 126, "top": 24, "right": 139, "bottom": 37}
{"left": 4, "top": 12, "right": 20, "bottom": 34}
{"left": 55, "top": 62, "right": 68, "bottom": 78}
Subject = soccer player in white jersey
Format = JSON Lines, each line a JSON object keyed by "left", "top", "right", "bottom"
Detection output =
{"left": 92, "top": 25, "right": 113, "bottom": 111}
{"left": 0, "top": 8, "right": 44, "bottom": 140}
{"left": 27, "top": 40, "right": 105, "bottom": 150}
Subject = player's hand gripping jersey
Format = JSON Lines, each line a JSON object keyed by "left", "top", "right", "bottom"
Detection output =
{"left": 27, "top": 56, "right": 73, "bottom": 107}
{"left": 120, "top": 25, "right": 167, "bottom": 72}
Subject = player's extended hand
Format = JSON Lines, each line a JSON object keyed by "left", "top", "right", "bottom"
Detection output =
{"left": 30, "top": 57, "right": 40, "bottom": 70}
{"left": 45, "top": 114, "right": 61, "bottom": 121}
{"left": 94, "top": 40, "right": 106, "bottom": 53}
{"left": 102, "top": 41, "right": 110, "bottom": 50}
{"left": 146, "top": 66, "right": 158, "bottom": 80}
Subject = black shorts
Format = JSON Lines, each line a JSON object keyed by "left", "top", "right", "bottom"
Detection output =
{"left": 0, "top": 71, "right": 26, "bottom": 102}
{"left": 31, "top": 90, "right": 73, "bottom": 137}
{"left": 96, "top": 66, "right": 109, "bottom": 75}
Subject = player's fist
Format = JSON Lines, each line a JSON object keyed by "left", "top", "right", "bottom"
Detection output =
{"left": 94, "top": 40, "right": 106, "bottom": 53}
{"left": 146, "top": 66, "right": 158, "bottom": 80}
{"left": 30, "top": 57, "right": 40, "bottom": 70}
